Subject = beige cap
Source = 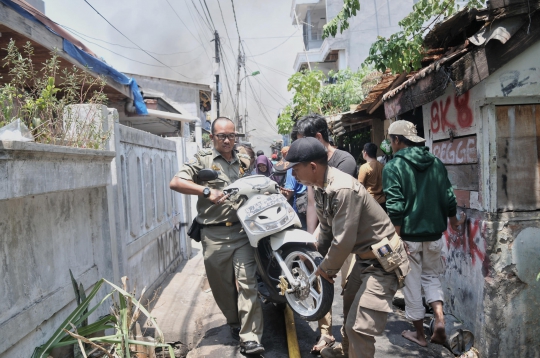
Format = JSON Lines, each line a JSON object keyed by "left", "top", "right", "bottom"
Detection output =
{"left": 388, "top": 120, "right": 426, "bottom": 143}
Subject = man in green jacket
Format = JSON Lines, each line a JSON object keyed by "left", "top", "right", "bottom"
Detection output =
{"left": 382, "top": 120, "right": 463, "bottom": 347}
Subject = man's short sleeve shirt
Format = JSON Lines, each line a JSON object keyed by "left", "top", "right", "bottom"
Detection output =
{"left": 175, "top": 148, "right": 243, "bottom": 224}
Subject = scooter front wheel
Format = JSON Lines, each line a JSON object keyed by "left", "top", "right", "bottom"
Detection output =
{"left": 280, "top": 245, "right": 334, "bottom": 321}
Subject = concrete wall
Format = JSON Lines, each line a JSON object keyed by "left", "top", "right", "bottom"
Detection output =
{"left": 421, "top": 41, "right": 540, "bottom": 357}
{"left": 0, "top": 141, "right": 115, "bottom": 358}
{"left": 0, "top": 105, "right": 191, "bottom": 357}
{"left": 112, "top": 121, "right": 189, "bottom": 294}
{"left": 128, "top": 74, "right": 206, "bottom": 116}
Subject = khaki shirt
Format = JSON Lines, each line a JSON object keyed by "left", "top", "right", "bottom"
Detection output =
{"left": 358, "top": 161, "right": 386, "bottom": 204}
{"left": 315, "top": 167, "right": 395, "bottom": 275}
{"left": 175, "top": 148, "right": 249, "bottom": 225}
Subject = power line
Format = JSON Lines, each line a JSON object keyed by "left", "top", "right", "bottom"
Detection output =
{"left": 243, "top": 44, "right": 291, "bottom": 103}
{"left": 251, "top": 75, "right": 289, "bottom": 106}
{"left": 217, "top": 1, "right": 233, "bottom": 46}
{"left": 82, "top": 0, "right": 204, "bottom": 80}
{"left": 250, "top": 60, "right": 291, "bottom": 77}
{"left": 247, "top": 79, "right": 278, "bottom": 131}
{"left": 60, "top": 24, "right": 203, "bottom": 55}
{"left": 230, "top": 0, "right": 242, "bottom": 41}
{"left": 229, "top": 35, "right": 303, "bottom": 40}
{"left": 163, "top": 0, "right": 204, "bottom": 47}
{"left": 69, "top": 35, "right": 166, "bottom": 67}
{"left": 219, "top": 43, "right": 238, "bottom": 116}
{"left": 178, "top": 0, "right": 213, "bottom": 63}
{"left": 246, "top": 30, "right": 299, "bottom": 57}
{"left": 201, "top": 0, "right": 216, "bottom": 30}
{"left": 64, "top": 26, "right": 207, "bottom": 68}
{"left": 246, "top": 91, "right": 282, "bottom": 111}
{"left": 66, "top": 30, "right": 208, "bottom": 70}
{"left": 246, "top": 62, "right": 290, "bottom": 103}
{"left": 188, "top": 0, "right": 213, "bottom": 31}
{"left": 245, "top": 64, "right": 289, "bottom": 105}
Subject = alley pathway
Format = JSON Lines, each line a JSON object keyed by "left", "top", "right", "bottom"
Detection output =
{"left": 147, "top": 241, "right": 454, "bottom": 358}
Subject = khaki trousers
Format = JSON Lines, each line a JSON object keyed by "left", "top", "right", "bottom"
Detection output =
{"left": 201, "top": 225, "right": 263, "bottom": 343}
{"left": 317, "top": 254, "right": 356, "bottom": 336}
{"left": 343, "top": 258, "right": 398, "bottom": 358}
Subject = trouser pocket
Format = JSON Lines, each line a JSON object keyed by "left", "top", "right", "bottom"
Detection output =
{"left": 427, "top": 238, "right": 446, "bottom": 274}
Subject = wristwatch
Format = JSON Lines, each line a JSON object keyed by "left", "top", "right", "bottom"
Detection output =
{"left": 203, "top": 187, "right": 211, "bottom": 198}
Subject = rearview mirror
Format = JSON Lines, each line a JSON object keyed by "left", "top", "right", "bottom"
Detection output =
{"left": 198, "top": 169, "right": 219, "bottom": 181}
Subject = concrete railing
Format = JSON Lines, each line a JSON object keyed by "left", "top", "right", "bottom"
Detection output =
{"left": 0, "top": 105, "right": 192, "bottom": 357}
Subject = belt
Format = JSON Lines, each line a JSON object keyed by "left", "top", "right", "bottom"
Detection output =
{"left": 358, "top": 251, "right": 377, "bottom": 260}
{"left": 203, "top": 221, "right": 240, "bottom": 227}
{"left": 357, "top": 233, "right": 400, "bottom": 260}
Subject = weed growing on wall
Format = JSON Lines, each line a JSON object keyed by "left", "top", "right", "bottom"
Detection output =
{"left": 0, "top": 40, "right": 110, "bottom": 149}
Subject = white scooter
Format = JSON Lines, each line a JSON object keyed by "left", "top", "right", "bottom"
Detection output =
{"left": 198, "top": 169, "right": 333, "bottom": 321}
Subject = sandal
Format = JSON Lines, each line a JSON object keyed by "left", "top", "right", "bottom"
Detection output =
{"left": 310, "top": 334, "right": 335, "bottom": 354}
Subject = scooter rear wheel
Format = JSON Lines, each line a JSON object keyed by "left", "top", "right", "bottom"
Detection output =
{"left": 280, "top": 245, "right": 334, "bottom": 321}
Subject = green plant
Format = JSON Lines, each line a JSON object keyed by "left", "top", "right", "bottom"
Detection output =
{"left": 320, "top": 66, "right": 371, "bottom": 114}
{"left": 366, "top": 0, "right": 483, "bottom": 74}
{"left": 323, "top": 0, "right": 483, "bottom": 74}
{"left": 322, "top": 0, "right": 361, "bottom": 39}
{"left": 276, "top": 67, "right": 372, "bottom": 135}
{"left": 33, "top": 277, "right": 174, "bottom": 358}
{"left": 0, "top": 39, "right": 110, "bottom": 149}
{"left": 276, "top": 70, "right": 324, "bottom": 135}
{"left": 277, "top": 104, "right": 296, "bottom": 135}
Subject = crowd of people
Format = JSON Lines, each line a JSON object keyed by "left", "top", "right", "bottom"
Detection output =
{"left": 169, "top": 114, "right": 464, "bottom": 357}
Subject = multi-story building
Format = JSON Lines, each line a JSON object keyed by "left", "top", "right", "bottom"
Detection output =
{"left": 290, "top": 0, "right": 415, "bottom": 72}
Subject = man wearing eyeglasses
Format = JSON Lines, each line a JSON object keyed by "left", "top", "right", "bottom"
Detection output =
{"left": 169, "top": 117, "right": 264, "bottom": 354}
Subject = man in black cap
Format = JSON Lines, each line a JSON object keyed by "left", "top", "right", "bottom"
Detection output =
{"left": 275, "top": 138, "right": 406, "bottom": 358}
{"left": 296, "top": 113, "right": 358, "bottom": 355}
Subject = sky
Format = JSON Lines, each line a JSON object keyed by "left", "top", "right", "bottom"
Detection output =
{"left": 44, "top": 0, "right": 304, "bottom": 154}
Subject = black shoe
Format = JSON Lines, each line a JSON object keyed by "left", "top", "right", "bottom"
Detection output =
{"left": 240, "top": 341, "right": 265, "bottom": 354}
{"left": 230, "top": 326, "right": 240, "bottom": 341}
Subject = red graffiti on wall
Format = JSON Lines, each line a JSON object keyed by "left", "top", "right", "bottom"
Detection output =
{"left": 454, "top": 91, "right": 473, "bottom": 128}
{"left": 444, "top": 218, "right": 486, "bottom": 266}
{"left": 431, "top": 96, "right": 455, "bottom": 133}
{"left": 430, "top": 91, "right": 473, "bottom": 133}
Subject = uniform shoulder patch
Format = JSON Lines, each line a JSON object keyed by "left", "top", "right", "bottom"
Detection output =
{"left": 185, "top": 156, "right": 199, "bottom": 165}
{"left": 197, "top": 148, "right": 213, "bottom": 156}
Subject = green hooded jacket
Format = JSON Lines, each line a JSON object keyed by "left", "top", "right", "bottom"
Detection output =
{"left": 382, "top": 146, "right": 457, "bottom": 242}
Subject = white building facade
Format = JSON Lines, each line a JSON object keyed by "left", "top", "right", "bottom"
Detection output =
{"left": 291, "top": 0, "right": 415, "bottom": 72}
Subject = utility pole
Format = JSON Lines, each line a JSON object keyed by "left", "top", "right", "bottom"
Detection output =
{"left": 214, "top": 30, "right": 221, "bottom": 118}
{"left": 235, "top": 41, "right": 243, "bottom": 131}
{"left": 244, "top": 110, "right": 248, "bottom": 141}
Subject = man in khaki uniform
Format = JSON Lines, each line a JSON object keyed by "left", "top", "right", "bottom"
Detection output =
{"left": 169, "top": 117, "right": 264, "bottom": 354}
{"left": 282, "top": 137, "right": 398, "bottom": 358}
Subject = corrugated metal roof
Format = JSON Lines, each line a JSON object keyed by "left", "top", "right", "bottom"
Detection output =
{"left": 383, "top": 3, "right": 540, "bottom": 103}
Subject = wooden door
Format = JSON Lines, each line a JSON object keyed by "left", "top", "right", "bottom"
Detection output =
{"left": 496, "top": 104, "right": 540, "bottom": 211}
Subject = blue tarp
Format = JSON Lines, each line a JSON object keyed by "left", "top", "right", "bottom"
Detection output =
{"left": 1, "top": 0, "right": 148, "bottom": 115}
{"left": 63, "top": 40, "right": 147, "bottom": 115}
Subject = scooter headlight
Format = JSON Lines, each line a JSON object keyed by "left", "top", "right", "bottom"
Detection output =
{"left": 244, "top": 200, "right": 297, "bottom": 234}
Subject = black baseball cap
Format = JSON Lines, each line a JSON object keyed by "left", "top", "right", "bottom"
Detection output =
{"left": 274, "top": 137, "right": 327, "bottom": 172}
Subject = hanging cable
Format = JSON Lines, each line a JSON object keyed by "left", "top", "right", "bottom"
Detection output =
{"left": 82, "top": 0, "right": 206, "bottom": 80}
{"left": 60, "top": 24, "right": 203, "bottom": 55}
{"left": 201, "top": 0, "right": 217, "bottom": 30}
{"left": 163, "top": 0, "right": 205, "bottom": 46}
{"left": 246, "top": 30, "right": 299, "bottom": 57}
